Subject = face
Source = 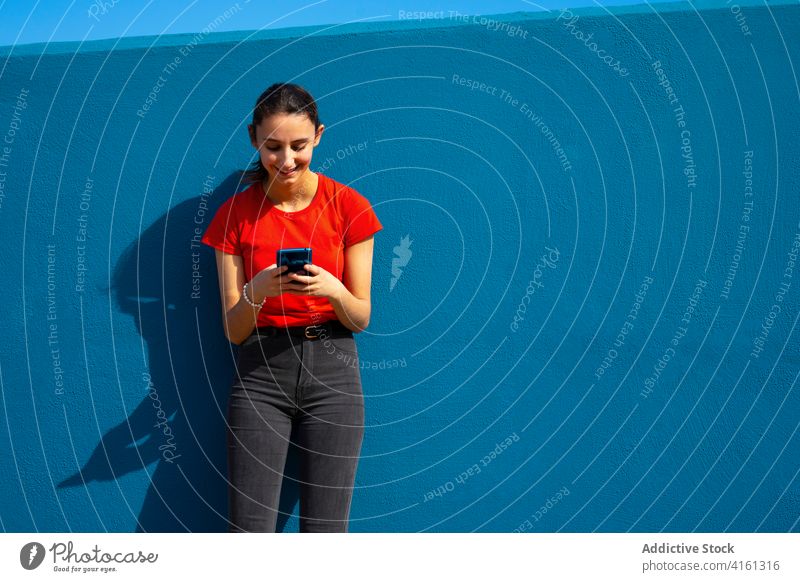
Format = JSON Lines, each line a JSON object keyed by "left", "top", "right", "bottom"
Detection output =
{"left": 249, "top": 112, "right": 323, "bottom": 183}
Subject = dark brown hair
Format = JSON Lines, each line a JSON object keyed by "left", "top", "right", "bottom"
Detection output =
{"left": 245, "top": 83, "right": 321, "bottom": 184}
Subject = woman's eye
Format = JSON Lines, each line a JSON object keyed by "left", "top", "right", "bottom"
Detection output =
{"left": 264, "top": 144, "right": 306, "bottom": 152}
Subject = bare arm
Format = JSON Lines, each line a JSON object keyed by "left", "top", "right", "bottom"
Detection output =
{"left": 285, "top": 236, "right": 376, "bottom": 332}
{"left": 327, "top": 235, "right": 376, "bottom": 333}
{"left": 214, "top": 250, "right": 259, "bottom": 345}
{"left": 214, "top": 249, "right": 289, "bottom": 345}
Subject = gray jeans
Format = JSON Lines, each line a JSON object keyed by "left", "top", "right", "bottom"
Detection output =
{"left": 226, "top": 326, "right": 364, "bottom": 532}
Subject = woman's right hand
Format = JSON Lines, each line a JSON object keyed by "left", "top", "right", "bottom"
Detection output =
{"left": 248, "top": 264, "right": 292, "bottom": 302}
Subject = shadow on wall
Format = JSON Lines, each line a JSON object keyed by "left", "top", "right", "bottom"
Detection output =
{"left": 57, "top": 171, "right": 303, "bottom": 532}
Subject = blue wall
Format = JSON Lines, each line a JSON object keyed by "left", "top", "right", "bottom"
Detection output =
{"left": 1, "top": 0, "right": 798, "bottom": 532}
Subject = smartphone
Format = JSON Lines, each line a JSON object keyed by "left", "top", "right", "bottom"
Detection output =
{"left": 277, "top": 247, "right": 312, "bottom": 276}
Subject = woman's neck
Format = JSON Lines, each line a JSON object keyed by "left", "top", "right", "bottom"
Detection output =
{"left": 263, "top": 170, "right": 317, "bottom": 207}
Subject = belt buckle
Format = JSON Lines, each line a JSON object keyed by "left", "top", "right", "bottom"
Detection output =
{"left": 304, "top": 325, "right": 321, "bottom": 339}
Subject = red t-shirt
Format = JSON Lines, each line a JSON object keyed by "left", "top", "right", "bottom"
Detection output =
{"left": 201, "top": 172, "right": 382, "bottom": 327}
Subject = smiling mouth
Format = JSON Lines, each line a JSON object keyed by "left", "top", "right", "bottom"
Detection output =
{"left": 277, "top": 167, "right": 298, "bottom": 176}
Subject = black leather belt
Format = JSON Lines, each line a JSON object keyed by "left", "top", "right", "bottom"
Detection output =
{"left": 251, "top": 319, "right": 353, "bottom": 340}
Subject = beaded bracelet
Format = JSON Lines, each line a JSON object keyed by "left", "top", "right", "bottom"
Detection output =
{"left": 242, "top": 281, "right": 265, "bottom": 309}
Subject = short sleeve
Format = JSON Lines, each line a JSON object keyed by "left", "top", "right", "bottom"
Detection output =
{"left": 201, "top": 195, "right": 241, "bottom": 255}
{"left": 342, "top": 188, "right": 383, "bottom": 247}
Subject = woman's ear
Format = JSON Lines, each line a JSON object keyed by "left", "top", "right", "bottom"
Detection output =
{"left": 313, "top": 124, "right": 325, "bottom": 147}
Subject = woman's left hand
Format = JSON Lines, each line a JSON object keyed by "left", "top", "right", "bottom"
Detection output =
{"left": 285, "top": 264, "right": 344, "bottom": 300}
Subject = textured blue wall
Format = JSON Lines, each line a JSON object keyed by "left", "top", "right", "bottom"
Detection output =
{"left": 1, "top": 0, "right": 799, "bottom": 532}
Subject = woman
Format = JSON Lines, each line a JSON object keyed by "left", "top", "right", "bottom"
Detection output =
{"left": 201, "top": 83, "right": 382, "bottom": 532}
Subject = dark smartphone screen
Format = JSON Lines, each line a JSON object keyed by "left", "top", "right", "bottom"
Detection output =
{"left": 277, "top": 247, "right": 312, "bottom": 275}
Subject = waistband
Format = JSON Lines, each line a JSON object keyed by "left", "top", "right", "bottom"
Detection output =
{"left": 251, "top": 319, "right": 353, "bottom": 340}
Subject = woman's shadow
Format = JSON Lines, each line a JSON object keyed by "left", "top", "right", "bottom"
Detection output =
{"left": 58, "top": 171, "right": 302, "bottom": 532}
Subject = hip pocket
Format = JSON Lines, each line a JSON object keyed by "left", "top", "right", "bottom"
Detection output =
{"left": 324, "top": 335, "right": 358, "bottom": 357}
{"left": 235, "top": 336, "right": 299, "bottom": 375}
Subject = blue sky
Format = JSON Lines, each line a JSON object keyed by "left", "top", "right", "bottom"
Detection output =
{"left": 0, "top": 0, "right": 680, "bottom": 49}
